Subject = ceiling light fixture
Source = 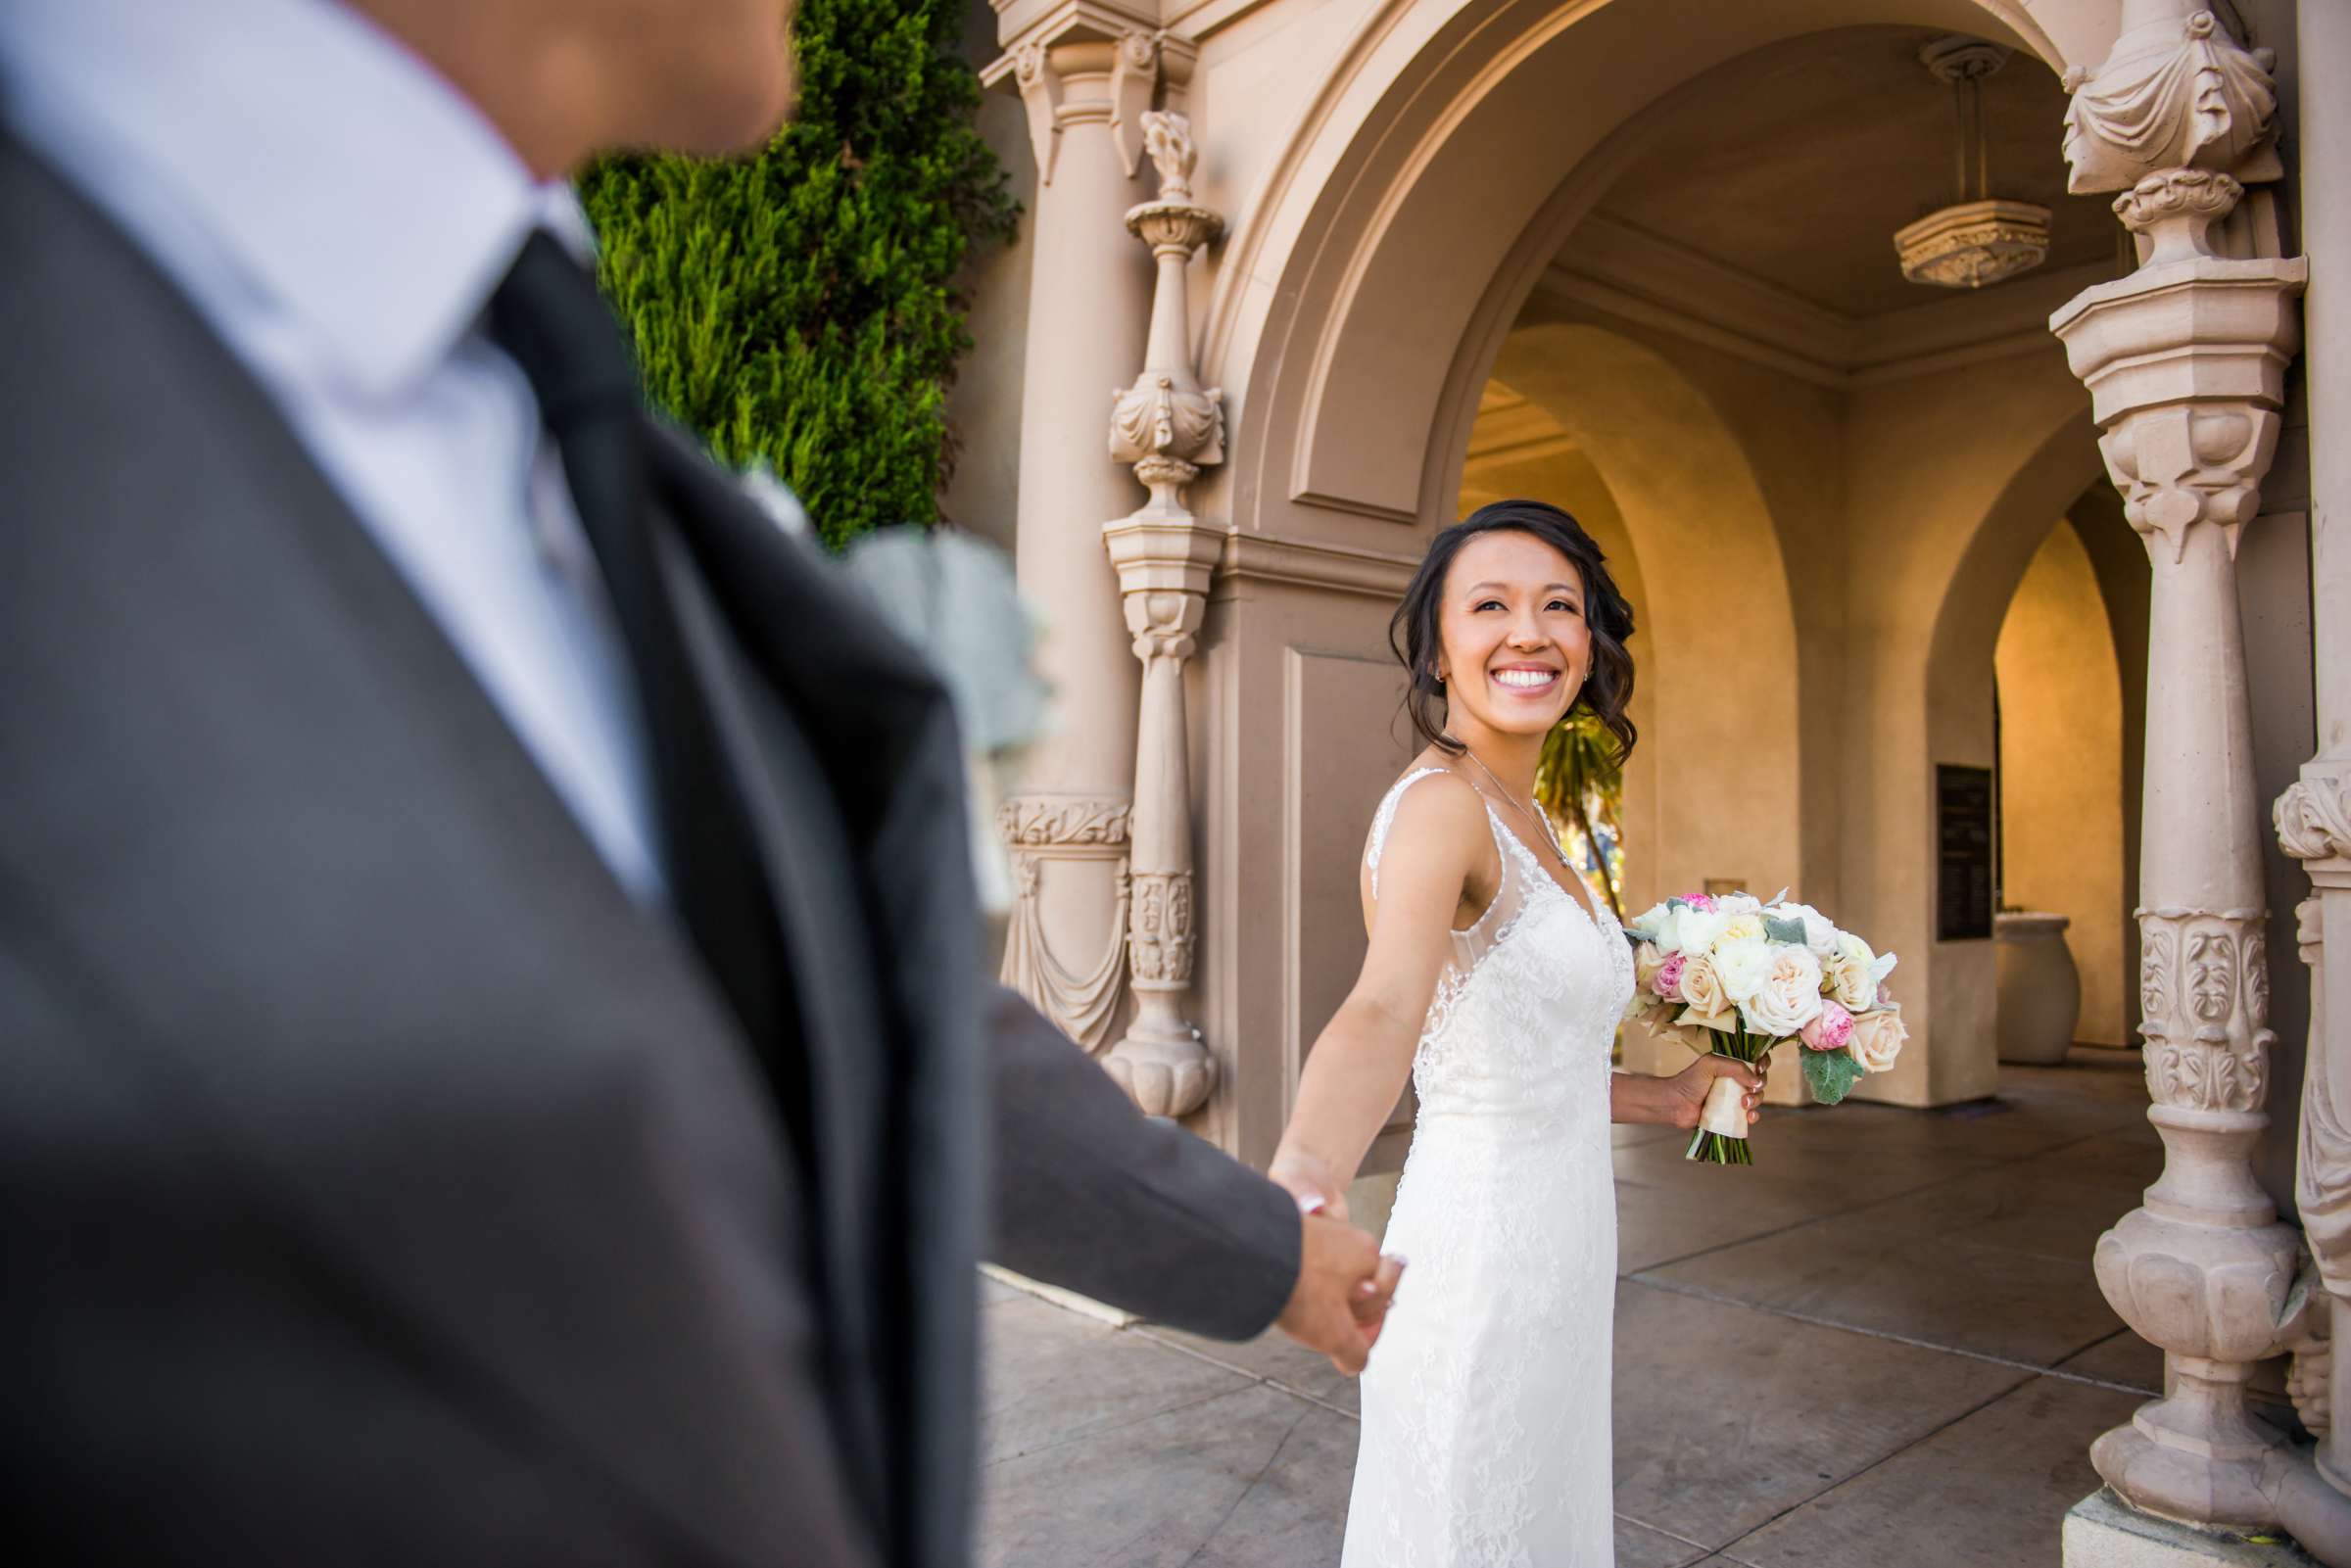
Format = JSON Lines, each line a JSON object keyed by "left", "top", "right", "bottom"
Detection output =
{"left": 1895, "top": 36, "right": 2052, "bottom": 290}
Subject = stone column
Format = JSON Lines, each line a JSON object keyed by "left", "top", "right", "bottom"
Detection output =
{"left": 2272, "top": 0, "right": 2351, "bottom": 1558}
{"left": 1101, "top": 112, "right": 1225, "bottom": 1117}
{"left": 982, "top": 16, "right": 1176, "bottom": 1054}
{"left": 2050, "top": 0, "right": 2312, "bottom": 1537}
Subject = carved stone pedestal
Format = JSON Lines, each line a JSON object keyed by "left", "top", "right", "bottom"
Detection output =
{"left": 2049, "top": 1, "right": 2311, "bottom": 1542}
{"left": 2065, "top": 1490, "right": 2320, "bottom": 1567}
{"left": 1097, "top": 111, "right": 1225, "bottom": 1118}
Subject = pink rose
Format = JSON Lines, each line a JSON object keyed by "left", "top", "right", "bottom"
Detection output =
{"left": 1651, "top": 953, "right": 1686, "bottom": 997}
{"left": 1684, "top": 893, "right": 1718, "bottom": 912}
{"left": 1801, "top": 999, "right": 1855, "bottom": 1052}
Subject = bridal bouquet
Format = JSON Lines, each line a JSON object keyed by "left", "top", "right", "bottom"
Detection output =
{"left": 1621, "top": 892, "right": 1904, "bottom": 1164}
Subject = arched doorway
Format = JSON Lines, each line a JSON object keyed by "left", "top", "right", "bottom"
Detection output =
{"left": 1191, "top": 0, "right": 2128, "bottom": 1155}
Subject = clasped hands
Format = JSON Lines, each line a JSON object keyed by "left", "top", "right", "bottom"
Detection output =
{"left": 1267, "top": 1150, "right": 1404, "bottom": 1376}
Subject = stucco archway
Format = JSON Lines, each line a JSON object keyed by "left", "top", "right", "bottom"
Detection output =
{"left": 1488, "top": 323, "right": 1803, "bottom": 917}
{"left": 1192, "top": 0, "right": 2110, "bottom": 550}
{"left": 1192, "top": 0, "right": 2131, "bottom": 1154}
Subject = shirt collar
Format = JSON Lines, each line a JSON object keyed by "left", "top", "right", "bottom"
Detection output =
{"left": 0, "top": 0, "right": 560, "bottom": 399}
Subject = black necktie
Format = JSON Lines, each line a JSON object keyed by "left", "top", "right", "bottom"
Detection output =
{"left": 486, "top": 230, "right": 784, "bottom": 1056}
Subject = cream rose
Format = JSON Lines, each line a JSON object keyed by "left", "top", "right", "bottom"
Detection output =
{"left": 1711, "top": 936, "right": 1773, "bottom": 1003}
{"left": 1677, "top": 952, "right": 1728, "bottom": 1018}
{"left": 1634, "top": 940, "right": 1667, "bottom": 992}
{"left": 1827, "top": 931, "right": 1879, "bottom": 1012}
{"left": 1720, "top": 912, "right": 1766, "bottom": 945}
{"left": 1849, "top": 1007, "right": 1908, "bottom": 1072}
{"left": 1739, "top": 945, "right": 1826, "bottom": 1037}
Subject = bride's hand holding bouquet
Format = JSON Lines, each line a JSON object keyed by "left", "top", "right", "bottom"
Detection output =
{"left": 1622, "top": 891, "right": 1906, "bottom": 1164}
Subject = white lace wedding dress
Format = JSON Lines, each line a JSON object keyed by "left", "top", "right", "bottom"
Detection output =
{"left": 1342, "top": 767, "right": 1634, "bottom": 1568}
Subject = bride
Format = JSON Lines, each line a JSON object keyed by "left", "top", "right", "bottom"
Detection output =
{"left": 1269, "top": 499, "right": 1766, "bottom": 1567}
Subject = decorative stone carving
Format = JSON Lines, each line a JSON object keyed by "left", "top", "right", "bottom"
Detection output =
{"left": 998, "top": 794, "right": 1133, "bottom": 847}
{"left": 1096, "top": 109, "right": 1227, "bottom": 1120}
{"left": 1109, "top": 113, "right": 1225, "bottom": 521}
{"left": 2138, "top": 908, "right": 2274, "bottom": 1113}
{"left": 2050, "top": 6, "right": 2312, "bottom": 1532}
{"left": 1108, "top": 30, "right": 1159, "bottom": 178}
{"left": 997, "top": 794, "right": 1132, "bottom": 1054}
{"left": 2291, "top": 897, "right": 2351, "bottom": 1301}
{"left": 2280, "top": 777, "right": 2351, "bottom": 867}
{"left": 1011, "top": 40, "right": 1066, "bottom": 185}
{"left": 2061, "top": 4, "right": 2282, "bottom": 195}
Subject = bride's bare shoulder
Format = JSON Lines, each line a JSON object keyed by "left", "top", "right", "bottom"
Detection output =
{"left": 1367, "top": 764, "right": 1489, "bottom": 863}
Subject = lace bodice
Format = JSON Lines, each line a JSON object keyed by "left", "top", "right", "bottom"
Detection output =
{"left": 1364, "top": 766, "right": 1631, "bottom": 1125}
{"left": 1346, "top": 766, "right": 1634, "bottom": 1568}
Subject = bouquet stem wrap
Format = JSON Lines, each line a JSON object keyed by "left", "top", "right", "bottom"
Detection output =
{"left": 1685, "top": 1021, "right": 1774, "bottom": 1165}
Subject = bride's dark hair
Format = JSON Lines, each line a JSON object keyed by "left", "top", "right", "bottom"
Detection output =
{"left": 1389, "top": 499, "right": 1638, "bottom": 763}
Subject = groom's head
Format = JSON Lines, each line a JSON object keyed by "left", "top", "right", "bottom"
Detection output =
{"left": 347, "top": 0, "right": 799, "bottom": 177}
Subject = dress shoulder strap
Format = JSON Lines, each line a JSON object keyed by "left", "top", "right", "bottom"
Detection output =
{"left": 1366, "top": 767, "right": 1454, "bottom": 899}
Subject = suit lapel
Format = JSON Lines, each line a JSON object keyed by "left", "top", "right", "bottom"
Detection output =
{"left": 648, "top": 432, "right": 986, "bottom": 1568}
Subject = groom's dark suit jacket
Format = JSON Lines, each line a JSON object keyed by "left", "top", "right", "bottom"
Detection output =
{"left": 0, "top": 133, "right": 1298, "bottom": 1567}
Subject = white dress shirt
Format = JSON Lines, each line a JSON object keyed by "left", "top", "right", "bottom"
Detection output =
{"left": 0, "top": 0, "right": 667, "bottom": 903}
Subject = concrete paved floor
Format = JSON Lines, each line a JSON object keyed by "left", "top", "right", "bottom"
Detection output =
{"left": 975, "top": 1050, "right": 2303, "bottom": 1567}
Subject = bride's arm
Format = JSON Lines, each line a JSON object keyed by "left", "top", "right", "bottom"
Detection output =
{"left": 1268, "top": 778, "right": 1490, "bottom": 1217}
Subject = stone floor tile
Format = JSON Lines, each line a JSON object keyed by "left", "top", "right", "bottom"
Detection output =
{"left": 1615, "top": 1514, "right": 1713, "bottom": 1567}
{"left": 1634, "top": 1212, "right": 2128, "bottom": 1367}
{"left": 1610, "top": 1279, "right": 2033, "bottom": 1548}
{"left": 980, "top": 1271, "right": 1022, "bottom": 1306}
{"left": 1613, "top": 1174, "right": 1841, "bottom": 1275}
{"left": 2051, "top": 1327, "right": 2164, "bottom": 1395}
{"left": 1829, "top": 1165, "right": 2138, "bottom": 1266}
{"left": 1139, "top": 1324, "right": 1362, "bottom": 1416}
{"left": 2001, "top": 1131, "right": 2168, "bottom": 1200}
{"left": 982, "top": 1298, "right": 1255, "bottom": 1465}
{"left": 979, "top": 1383, "right": 1355, "bottom": 1568}
{"left": 1720, "top": 1375, "right": 2139, "bottom": 1568}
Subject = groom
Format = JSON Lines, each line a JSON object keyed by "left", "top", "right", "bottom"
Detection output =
{"left": 0, "top": 1, "right": 1397, "bottom": 1565}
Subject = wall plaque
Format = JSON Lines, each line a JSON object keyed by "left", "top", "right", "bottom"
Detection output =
{"left": 1937, "top": 764, "right": 1994, "bottom": 941}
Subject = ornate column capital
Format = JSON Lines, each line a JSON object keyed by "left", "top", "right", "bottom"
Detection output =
{"left": 2049, "top": 234, "right": 2305, "bottom": 563}
{"left": 2061, "top": 3, "right": 2283, "bottom": 196}
{"left": 2279, "top": 763, "right": 2351, "bottom": 880}
{"left": 982, "top": 5, "right": 1195, "bottom": 185}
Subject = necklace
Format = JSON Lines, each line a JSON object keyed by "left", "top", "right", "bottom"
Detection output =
{"left": 1451, "top": 739, "right": 1571, "bottom": 868}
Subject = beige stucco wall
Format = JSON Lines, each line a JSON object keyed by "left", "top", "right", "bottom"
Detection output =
{"left": 1994, "top": 519, "right": 2128, "bottom": 1047}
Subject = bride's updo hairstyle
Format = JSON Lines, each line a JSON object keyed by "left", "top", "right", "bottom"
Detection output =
{"left": 1389, "top": 499, "right": 1638, "bottom": 762}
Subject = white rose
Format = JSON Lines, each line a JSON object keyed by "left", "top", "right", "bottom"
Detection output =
{"left": 1773, "top": 901, "right": 1843, "bottom": 958}
{"left": 1716, "top": 893, "right": 1762, "bottom": 915}
{"left": 1711, "top": 936, "right": 1773, "bottom": 1003}
{"left": 1739, "top": 945, "right": 1826, "bottom": 1038}
{"left": 1675, "top": 908, "right": 1733, "bottom": 960}
{"left": 1849, "top": 1007, "right": 1908, "bottom": 1072}
{"left": 1719, "top": 912, "right": 1766, "bottom": 945}
{"left": 1627, "top": 903, "right": 1670, "bottom": 945}
{"left": 1827, "top": 931, "right": 1879, "bottom": 1012}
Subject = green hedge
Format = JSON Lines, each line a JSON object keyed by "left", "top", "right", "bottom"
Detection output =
{"left": 579, "top": 0, "right": 1018, "bottom": 548}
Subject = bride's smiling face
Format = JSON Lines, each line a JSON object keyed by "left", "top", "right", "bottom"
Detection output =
{"left": 1433, "top": 530, "right": 1592, "bottom": 741}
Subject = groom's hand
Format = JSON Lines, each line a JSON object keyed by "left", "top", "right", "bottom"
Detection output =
{"left": 1277, "top": 1213, "right": 1405, "bottom": 1375}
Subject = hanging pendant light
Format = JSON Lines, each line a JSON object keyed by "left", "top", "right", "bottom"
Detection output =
{"left": 1894, "top": 36, "right": 2051, "bottom": 289}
